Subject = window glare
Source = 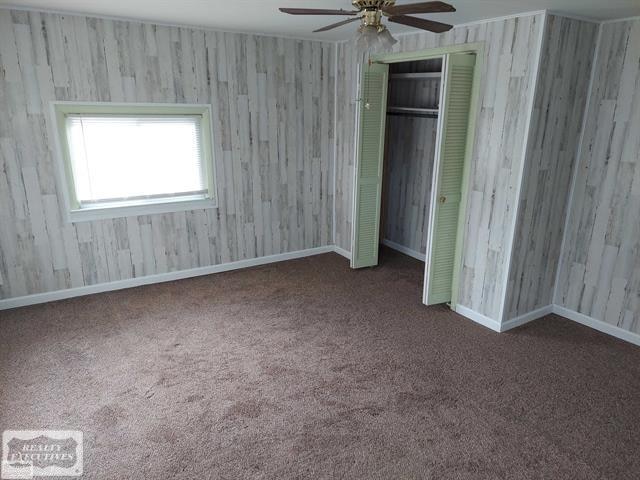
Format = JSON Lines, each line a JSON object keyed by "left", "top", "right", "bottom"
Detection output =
{"left": 66, "top": 115, "right": 206, "bottom": 204}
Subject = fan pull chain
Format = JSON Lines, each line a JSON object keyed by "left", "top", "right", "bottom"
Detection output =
{"left": 364, "top": 51, "right": 372, "bottom": 110}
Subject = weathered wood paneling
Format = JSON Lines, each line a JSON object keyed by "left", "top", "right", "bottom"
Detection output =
{"left": 0, "top": 9, "right": 335, "bottom": 299}
{"left": 382, "top": 60, "right": 441, "bottom": 255}
{"left": 336, "top": 14, "right": 545, "bottom": 319}
{"left": 383, "top": 116, "right": 437, "bottom": 255}
{"left": 505, "top": 15, "right": 598, "bottom": 319}
{"left": 556, "top": 19, "right": 640, "bottom": 334}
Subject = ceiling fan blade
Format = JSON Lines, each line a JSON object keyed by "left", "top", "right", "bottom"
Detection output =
{"left": 314, "top": 17, "right": 361, "bottom": 33}
{"left": 388, "top": 15, "right": 453, "bottom": 33}
{"left": 383, "top": 1, "right": 455, "bottom": 16}
{"left": 279, "top": 8, "right": 358, "bottom": 16}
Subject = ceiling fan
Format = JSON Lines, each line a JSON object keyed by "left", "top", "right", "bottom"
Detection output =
{"left": 280, "top": 1, "right": 456, "bottom": 51}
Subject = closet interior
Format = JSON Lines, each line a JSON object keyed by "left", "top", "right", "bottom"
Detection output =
{"left": 381, "top": 57, "right": 443, "bottom": 262}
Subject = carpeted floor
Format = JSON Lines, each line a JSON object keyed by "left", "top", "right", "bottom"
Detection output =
{"left": 1, "top": 249, "right": 640, "bottom": 479}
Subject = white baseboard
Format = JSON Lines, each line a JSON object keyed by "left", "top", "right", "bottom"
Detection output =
{"left": 552, "top": 305, "right": 640, "bottom": 347}
{"left": 501, "top": 305, "right": 554, "bottom": 331}
{"left": 381, "top": 239, "right": 426, "bottom": 261}
{"left": 454, "top": 305, "right": 502, "bottom": 332}
{"left": 332, "top": 245, "right": 352, "bottom": 260}
{"left": 454, "top": 304, "right": 640, "bottom": 348}
{"left": 4, "top": 246, "right": 639, "bottom": 349}
{"left": 0, "top": 246, "right": 335, "bottom": 311}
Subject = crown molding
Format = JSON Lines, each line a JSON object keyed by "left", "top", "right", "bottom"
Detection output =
{"left": 601, "top": 15, "right": 640, "bottom": 24}
{"left": 0, "top": 3, "right": 331, "bottom": 43}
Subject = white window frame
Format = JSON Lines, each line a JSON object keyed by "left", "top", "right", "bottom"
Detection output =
{"left": 51, "top": 101, "right": 218, "bottom": 223}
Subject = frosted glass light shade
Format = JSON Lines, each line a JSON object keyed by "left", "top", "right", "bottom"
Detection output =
{"left": 378, "top": 28, "right": 398, "bottom": 50}
{"left": 355, "top": 25, "right": 397, "bottom": 54}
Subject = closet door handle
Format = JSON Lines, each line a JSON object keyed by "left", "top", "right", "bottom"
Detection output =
{"left": 439, "top": 195, "right": 447, "bottom": 204}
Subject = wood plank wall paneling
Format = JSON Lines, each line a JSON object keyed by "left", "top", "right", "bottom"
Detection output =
{"left": 0, "top": 9, "right": 335, "bottom": 299}
{"left": 383, "top": 116, "right": 437, "bottom": 254}
{"left": 383, "top": 60, "right": 441, "bottom": 254}
{"left": 335, "top": 14, "right": 545, "bottom": 319}
{"left": 556, "top": 19, "right": 640, "bottom": 334}
{"left": 505, "top": 15, "right": 598, "bottom": 320}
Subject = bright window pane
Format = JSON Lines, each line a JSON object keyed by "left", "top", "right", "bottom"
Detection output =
{"left": 65, "top": 115, "right": 206, "bottom": 205}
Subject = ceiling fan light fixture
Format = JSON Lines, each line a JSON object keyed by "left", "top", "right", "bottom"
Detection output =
{"left": 355, "top": 24, "right": 397, "bottom": 53}
{"left": 355, "top": 24, "right": 379, "bottom": 52}
{"left": 280, "top": 1, "right": 454, "bottom": 40}
{"left": 378, "top": 27, "right": 398, "bottom": 49}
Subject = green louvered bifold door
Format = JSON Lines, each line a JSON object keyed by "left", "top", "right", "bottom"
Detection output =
{"left": 351, "top": 62, "right": 389, "bottom": 269}
{"left": 426, "top": 53, "right": 476, "bottom": 304}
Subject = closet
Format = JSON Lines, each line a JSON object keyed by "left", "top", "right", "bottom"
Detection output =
{"left": 381, "top": 58, "right": 443, "bottom": 262}
{"left": 351, "top": 48, "right": 479, "bottom": 308}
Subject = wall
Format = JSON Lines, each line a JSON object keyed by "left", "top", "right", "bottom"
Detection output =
{"left": 0, "top": 9, "right": 335, "bottom": 299}
{"left": 505, "top": 15, "right": 598, "bottom": 320}
{"left": 383, "top": 60, "right": 441, "bottom": 255}
{"left": 336, "top": 14, "right": 545, "bottom": 320}
{"left": 555, "top": 19, "right": 640, "bottom": 334}
{"left": 383, "top": 116, "right": 437, "bottom": 255}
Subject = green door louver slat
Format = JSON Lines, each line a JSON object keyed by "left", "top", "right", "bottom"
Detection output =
{"left": 351, "top": 62, "right": 389, "bottom": 269}
{"left": 426, "top": 53, "right": 477, "bottom": 305}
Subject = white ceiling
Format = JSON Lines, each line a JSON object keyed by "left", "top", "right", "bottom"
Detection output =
{"left": 1, "top": 0, "right": 639, "bottom": 40}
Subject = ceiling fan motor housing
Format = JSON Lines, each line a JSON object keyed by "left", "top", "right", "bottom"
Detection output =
{"left": 353, "top": 0, "right": 396, "bottom": 31}
{"left": 352, "top": 0, "right": 396, "bottom": 10}
{"left": 279, "top": 2, "right": 455, "bottom": 36}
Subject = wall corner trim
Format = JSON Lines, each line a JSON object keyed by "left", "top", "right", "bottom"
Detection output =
{"left": 332, "top": 245, "right": 352, "bottom": 260}
{"left": 545, "top": 10, "right": 602, "bottom": 24}
{"left": 0, "top": 5, "right": 335, "bottom": 43}
{"left": 498, "top": 10, "right": 549, "bottom": 324}
{"left": 487, "top": 303, "right": 640, "bottom": 347}
{"left": 0, "top": 246, "right": 337, "bottom": 311}
{"left": 552, "top": 305, "right": 640, "bottom": 347}
{"left": 332, "top": 42, "right": 339, "bottom": 245}
{"left": 601, "top": 15, "right": 640, "bottom": 24}
{"left": 454, "top": 305, "right": 502, "bottom": 332}
{"left": 501, "top": 305, "right": 554, "bottom": 331}
{"left": 552, "top": 21, "right": 603, "bottom": 306}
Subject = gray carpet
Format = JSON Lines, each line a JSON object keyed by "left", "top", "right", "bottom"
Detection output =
{"left": 1, "top": 249, "right": 640, "bottom": 479}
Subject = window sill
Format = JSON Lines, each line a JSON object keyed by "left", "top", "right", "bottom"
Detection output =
{"left": 68, "top": 197, "right": 218, "bottom": 223}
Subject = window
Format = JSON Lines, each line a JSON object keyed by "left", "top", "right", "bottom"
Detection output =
{"left": 52, "top": 103, "right": 216, "bottom": 222}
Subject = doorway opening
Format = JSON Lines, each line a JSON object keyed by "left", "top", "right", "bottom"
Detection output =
{"left": 381, "top": 57, "right": 443, "bottom": 264}
{"left": 350, "top": 44, "right": 482, "bottom": 310}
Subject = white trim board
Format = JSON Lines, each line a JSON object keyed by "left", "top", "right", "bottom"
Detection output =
{"left": 0, "top": 5, "right": 331, "bottom": 43}
{"left": 601, "top": 15, "right": 640, "bottom": 24}
{"left": 498, "top": 10, "right": 549, "bottom": 324}
{"left": 3, "top": 242, "right": 638, "bottom": 349}
{"left": 546, "top": 11, "right": 601, "bottom": 24}
{"left": 414, "top": 300, "right": 640, "bottom": 348}
{"left": 378, "top": 10, "right": 549, "bottom": 42}
{"left": 334, "top": 10, "right": 549, "bottom": 44}
{"left": 0, "top": 246, "right": 336, "bottom": 311}
{"left": 454, "top": 305, "right": 502, "bottom": 333}
{"left": 1, "top": 4, "right": 623, "bottom": 50}
{"left": 455, "top": 304, "right": 552, "bottom": 333}
{"left": 552, "top": 306, "right": 640, "bottom": 347}
{"left": 553, "top": 22, "right": 603, "bottom": 306}
{"left": 332, "top": 42, "right": 339, "bottom": 246}
{"left": 501, "top": 305, "right": 554, "bottom": 331}
{"left": 333, "top": 245, "right": 352, "bottom": 260}
{"left": 381, "top": 239, "right": 425, "bottom": 261}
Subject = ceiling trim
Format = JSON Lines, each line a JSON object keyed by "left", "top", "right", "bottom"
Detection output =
{"left": 601, "top": 15, "right": 640, "bottom": 23}
{"left": 402, "top": 9, "right": 548, "bottom": 32}
{"left": 4, "top": 3, "right": 635, "bottom": 44}
{"left": 546, "top": 10, "right": 601, "bottom": 23}
{"left": 335, "top": 9, "right": 549, "bottom": 44}
{"left": 0, "top": 3, "right": 332, "bottom": 42}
